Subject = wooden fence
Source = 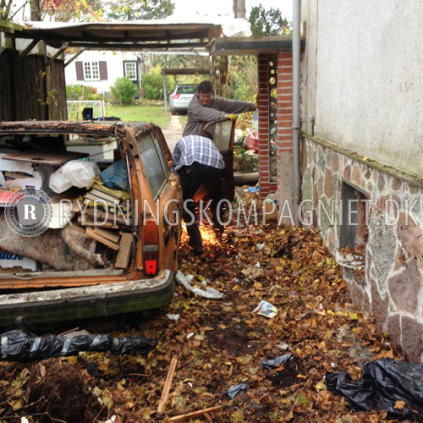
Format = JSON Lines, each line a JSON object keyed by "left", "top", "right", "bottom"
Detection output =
{"left": 0, "top": 49, "right": 67, "bottom": 121}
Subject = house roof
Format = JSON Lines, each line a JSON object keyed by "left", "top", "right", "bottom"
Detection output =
{"left": 10, "top": 21, "right": 223, "bottom": 51}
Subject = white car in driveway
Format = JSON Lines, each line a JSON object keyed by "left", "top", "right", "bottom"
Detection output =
{"left": 169, "top": 85, "right": 196, "bottom": 115}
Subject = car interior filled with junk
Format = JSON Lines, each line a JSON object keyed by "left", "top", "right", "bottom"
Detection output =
{"left": 0, "top": 121, "right": 182, "bottom": 325}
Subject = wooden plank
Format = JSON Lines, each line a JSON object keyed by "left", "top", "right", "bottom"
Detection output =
{"left": 168, "top": 406, "right": 221, "bottom": 422}
{"left": 1, "top": 149, "right": 89, "bottom": 165}
{"left": 85, "top": 228, "right": 119, "bottom": 250}
{"left": 115, "top": 233, "right": 133, "bottom": 269}
{"left": 93, "top": 227, "right": 120, "bottom": 244}
{"left": 157, "top": 357, "right": 178, "bottom": 414}
{"left": 87, "top": 208, "right": 132, "bottom": 226}
{"left": 67, "top": 224, "right": 85, "bottom": 234}
{"left": 77, "top": 216, "right": 119, "bottom": 230}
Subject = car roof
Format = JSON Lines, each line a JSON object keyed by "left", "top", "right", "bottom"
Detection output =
{"left": 0, "top": 121, "right": 156, "bottom": 135}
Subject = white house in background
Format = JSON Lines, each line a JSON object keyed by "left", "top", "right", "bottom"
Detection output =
{"left": 65, "top": 50, "right": 142, "bottom": 95}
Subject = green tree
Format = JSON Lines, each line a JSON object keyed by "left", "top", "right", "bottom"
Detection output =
{"left": 248, "top": 4, "right": 287, "bottom": 36}
{"left": 229, "top": 56, "right": 257, "bottom": 102}
{"left": 110, "top": 76, "right": 139, "bottom": 105}
{"left": 106, "top": 0, "right": 174, "bottom": 21}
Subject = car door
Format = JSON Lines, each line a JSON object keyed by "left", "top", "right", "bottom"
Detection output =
{"left": 132, "top": 126, "right": 182, "bottom": 275}
{"left": 203, "top": 118, "right": 236, "bottom": 202}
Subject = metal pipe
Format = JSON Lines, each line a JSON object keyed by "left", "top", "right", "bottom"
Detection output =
{"left": 163, "top": 73, "right": 168, "bottom": 114}
{"left": 292, "top": 0, "right": 301, "bottom": 227}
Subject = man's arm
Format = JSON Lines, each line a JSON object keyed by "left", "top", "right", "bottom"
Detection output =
{"left": 212, "top": 97, "right": 256, "bottom": 114}
{"left": 187, "top": 99, "right": 227, "bottom": 123}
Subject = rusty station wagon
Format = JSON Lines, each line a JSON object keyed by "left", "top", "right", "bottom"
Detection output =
{"left": 0, "top": 121, "right": 182, "bottom": 326}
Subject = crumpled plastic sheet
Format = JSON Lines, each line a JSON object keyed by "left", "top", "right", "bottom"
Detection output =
{"left": 175, "top": 270, "right": 224, "bottom": 299}
{"left": 100, "top": 160, "right": 129, "bottom": 192}
{"left": 0, "top": 330, "right": 156, "bottom": 362}
{"left": 225, "top": 383, "right": 249, "bottom": 399}
{"left": 325, "top": 358, "right": 423, "bottom": 419}
{"left": 260, "top": 353, "right": 292, "bottom": 370}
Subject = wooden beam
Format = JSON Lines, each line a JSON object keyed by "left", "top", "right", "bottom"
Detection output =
{"left": 64, "top": 50, "right": 83, "bottom": 67}
{"left": 68, "top": 41, "right": 206, "bottom": 50}
{"left": 15, "top": 39, "right": 39, "bottom": 63}
{"left": 161, "top": 68, "right": 211, "bottom": 76}
{"left": 14, "top": 30, "right": 213, "bottom": 44}
{"left": 45, "top": 44, "right": 68, "bottom": 67}
{"left": 0, "top": 19, "right": 23, "bottom": 31}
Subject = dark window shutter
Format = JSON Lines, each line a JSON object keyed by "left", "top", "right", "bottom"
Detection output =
{"left": 75, "top": 61, "right": 84, "bottom": 80}
{"left": 99, "top": 61, "right": 108, "bottom": 80}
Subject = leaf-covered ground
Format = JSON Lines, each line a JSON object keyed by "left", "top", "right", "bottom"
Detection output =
{"left": 0, "top": 215, "right": 418, "bottom": 423}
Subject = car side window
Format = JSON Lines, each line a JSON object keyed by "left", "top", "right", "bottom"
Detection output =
{"left": 136, "top": 131, "right": 169, "bottom": 200}
{"left": 204, "top": 120, "right": 233, "bottom": 152}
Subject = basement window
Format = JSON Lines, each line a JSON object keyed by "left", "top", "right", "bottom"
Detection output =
{"left": 339, "top": 181, "right": 368, "bottom": 281}
{"left": 340, "top": 181, "right": 369, "bottom": 248}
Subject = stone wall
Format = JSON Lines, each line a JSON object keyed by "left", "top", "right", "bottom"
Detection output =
{"left": 302, "top": 137, "right": 423, "bottom": 363}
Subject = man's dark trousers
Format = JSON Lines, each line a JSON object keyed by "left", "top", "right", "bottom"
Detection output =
{"left": 178, "top": 161, "right": 225, "bottom": 252}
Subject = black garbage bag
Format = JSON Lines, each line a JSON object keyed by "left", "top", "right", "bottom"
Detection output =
{"left": 325, "top": 358, "right": 423, "bottom": 419}
{"left": 0, "top": 330, "right": 156, "bottom": 362}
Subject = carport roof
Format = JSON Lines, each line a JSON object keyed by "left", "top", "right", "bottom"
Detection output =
{"left": 209, "top": 35, "right": 304, "bottom": 56}
{"left": 7, "top": 20, "right": 223, "bottom": 51}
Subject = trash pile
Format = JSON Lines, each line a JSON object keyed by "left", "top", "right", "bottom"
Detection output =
{"left": 0, "top": 132, "right": 134, "bottom": 272}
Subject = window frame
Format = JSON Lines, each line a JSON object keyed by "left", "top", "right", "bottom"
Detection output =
{"left": 83, "top": 61, "right": 100, "bottom": 81}
{"left": 136, "top": 130, "right": 169, "bottom": 201}
{"left": 124, "top": 61, "right": 138, "bottom": 81}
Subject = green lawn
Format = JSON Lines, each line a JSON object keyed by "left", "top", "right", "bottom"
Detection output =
{"left": 106, "top": 105, "right": 171, "bottom": 128}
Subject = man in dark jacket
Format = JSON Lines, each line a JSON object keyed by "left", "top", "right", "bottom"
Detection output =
{"left": 182, "top": 81, "right": 257, "bottom": 137}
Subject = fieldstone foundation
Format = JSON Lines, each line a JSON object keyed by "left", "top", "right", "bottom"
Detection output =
{"left": 302, "top": 138, "right": 423, "bottom": 363}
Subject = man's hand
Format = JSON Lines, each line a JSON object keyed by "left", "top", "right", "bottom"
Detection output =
{"left": 225, "top": 114, "right": 237, "bottom": 122}
{"left": 255, "top": 94, "right": 259, "bottom": 109}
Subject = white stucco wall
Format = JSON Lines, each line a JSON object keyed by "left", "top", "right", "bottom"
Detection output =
{"left": 65, "top": 50, "right": 125, "bottom": 93}
{"left": 301, "top": 0, "right": 423, "bottom": 177}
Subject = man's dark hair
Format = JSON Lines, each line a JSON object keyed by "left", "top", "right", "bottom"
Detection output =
{"left": 198, "top": 81, "right": 214, "bottom": 94}
{"left": 198, "top": 130, "right": 213, "bottom": 141}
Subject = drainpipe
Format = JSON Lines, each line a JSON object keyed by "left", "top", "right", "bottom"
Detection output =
{"left": 292, "top": 0, "right": 301, "bottom": 227}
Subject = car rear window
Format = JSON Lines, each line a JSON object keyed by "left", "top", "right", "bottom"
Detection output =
{"left": 136, "top": 132, "right": 169, "bottom": 200}
{"left": 176, "top": 86, "right": 196, "bottom": 94}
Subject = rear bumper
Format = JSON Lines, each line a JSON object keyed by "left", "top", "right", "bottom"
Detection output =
{"left": 0, "top": 270, "right": 175, "bottom": 327}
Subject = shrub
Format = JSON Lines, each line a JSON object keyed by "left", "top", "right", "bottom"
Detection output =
{"left": 110, "top": 76, "right": 139, "bottom": 105}
{"left": 141, "top": 73, "right": 174, "bottom": 100}
{"left": 66, "top": 84, "right": 99, "bottom": 101}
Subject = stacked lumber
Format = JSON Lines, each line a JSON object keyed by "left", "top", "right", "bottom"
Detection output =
{"left": 72, "top": 201, "right": 134, "bottom": 270}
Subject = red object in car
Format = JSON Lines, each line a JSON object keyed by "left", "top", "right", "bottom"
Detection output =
{"left": 245, "top": 129, "right": 259, "bottom": 153}
{"left": 172, "top": 94, "right": 180, "bottom": 99}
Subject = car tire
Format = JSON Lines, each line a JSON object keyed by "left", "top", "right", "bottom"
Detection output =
{"left": 170, "top": 109, "right": 175, "bottom": 115}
